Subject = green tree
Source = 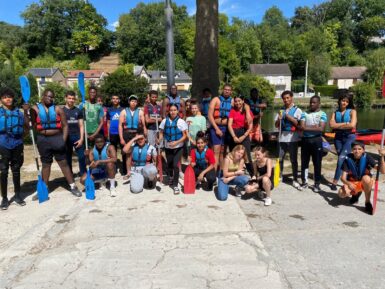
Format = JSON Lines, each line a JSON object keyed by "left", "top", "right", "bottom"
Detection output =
{"left": 30, "top": 54, "right": 56, "bottom": 68}
{"left": 350, "top": 82, "right": 376, "bottom": 109}
{"left": 365, "top": 48, "right": 385, "bottom": 88}
{"left": 231, "top": 74, "right": 275, "bottom": 105}
{"left": 309, "top": 53, "right": 331, "bottom": 85}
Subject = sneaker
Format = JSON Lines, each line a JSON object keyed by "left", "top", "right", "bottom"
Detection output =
{"left": 313, "top": 184, "right": 321, "bottom": 193}
{"left": 293, "top": 181, "right": 302, "bottom": 191}
{"left": 349, "top": 192, "right": 362, "bottom": 204}
{"left": 70, "top": 186, "right": 82, "bottom": 197}
{"left": 196, "top": 182, "right": 202, "bottom": 190}
{"left": 14, "top": 195, "right": 26, "bottom": 206}
{"left": 365, "top": 202, "right": 373, "bottom": 215}
{"left": 1, "top": 198, "right": 9, "bottom": 210}
{"left": 330, "top": 184, "right": 337, "bottom": 191}
{"left": 301, "top": 183, "right": 308, "bottom": 190}
{"left": 173, "top": 187, "right": 180, "bottom": 195}
{"left": 110, "top": 187, "right": 117, "bottom": 197}
{"left": 264, "top": 197, "right": 272, "bottom": 206}
{"left": 234, "top": 186, "right": 242, "bottom": 197}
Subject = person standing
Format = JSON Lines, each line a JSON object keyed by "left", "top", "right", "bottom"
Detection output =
{"left": 200, "top": 88, "right": 213, "bottom": 120}
{"left": 274, "top": 90, "right": 303, "bottom": 190}
{"left": 144, "top": 90, "right": 162, "bottom": 147}
{"left": 186, "top": 101, "right": 207, "bottom": 146}
{"left": 246, "top": 88, "right": 266, "bottom": 143}
{"left": 298, "top": 95, "right": 327, "bottom": 192}
{"left": 32, "top": 89, "right": 82, "bottom": 198}
{"left": 0, "top": 87, "right": 28, "bottom": 209}
{"left": 162, "top": 84, "right": 185, "bottom": 119}
{"left": 63, "top": 90, "right": 86, "bottom": 178}
{"left": 329, "top": 93, "right": 357, "bottom": 191}
{"left": 119, "top": 95, "right": 147, "bottom": 178}
{"left": 158, "top": 104, "right": 188, "bottom": 194}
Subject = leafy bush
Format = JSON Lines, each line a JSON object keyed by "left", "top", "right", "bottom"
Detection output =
{"left": 231, "top": 74, "right": 275, "bottom": 105}
{"left": 314, "top": 85, "right": 338, "bottom": 97}
{"left": 350, "top": 82, "right": 376, "bottom": 109}
{"left": 292, "top": 79, "right": 305, "bottom": 93}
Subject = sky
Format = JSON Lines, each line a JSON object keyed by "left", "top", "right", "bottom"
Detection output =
{"left": 0, "top": 0, "right": 324, "bottom": 30}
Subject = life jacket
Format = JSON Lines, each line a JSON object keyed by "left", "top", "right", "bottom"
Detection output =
{"left": 334, "top": 109, "right": 356, "bottom": 133}
{"left": 248, "top": 98, "right": 261, "bottom": 115}
{"left": 0, "top": 107, "right": 24, "bottom": 136}
{"left": 201, "top": 97, "right": 211, "bottom": 117}
{"left": 164, "top": 116, "right": 183, "bottom": 142}
{"left": 132, "top": 144, "right": 149, "bottom": 167}
{"left": 195, "top": 146, "right": 208, "bottom": 169}
{"left": 93, "top": 143, "right": 109, "bottom": 161}
{"left": 346, "top": 153, "right": 369, "bottom": 181}
{"left": 281, "top": 105, "right": 298, "bottom": 132}
{"left": 125, "top": 108, "right": 140, "bottom": 130}
{"left": 214, "top": 95, "right": 232, "bottom": 119}
{"left": 36, "top": 103, "right": 62, "bottom": 131}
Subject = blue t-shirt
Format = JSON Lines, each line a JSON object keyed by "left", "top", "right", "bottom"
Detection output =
{"left": 300, "top": 110, "right": 327, "bottom": 138}
{"left": 63, "top": 106, "right": 83, "bottom": 136}
{"left": 107, "top": 107, "right": 124, "bottom": 135}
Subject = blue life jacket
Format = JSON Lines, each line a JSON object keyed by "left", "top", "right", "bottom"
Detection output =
{"left": 247, "top": 98, "right": 261, "bottom": 115}
{"left": 93, "top": 143, "right": 109, "bottom": 161}
{"left": 0, "top": 107, "right": 24, "bottom": 136}
{"left": 195, "top": 146, "right": 208, "bottom": 169}
{"left": 132, "top": 144, "right": 149, "bottom": 167}
{"left": 335, "top": 109, "right": 351, "bottom": 123}
{"left": 125, "top": 108, "right": 140, "bottom": 130}
{"left": 164, "top": 117, "right": 183, "bottom": 142}
{"left": 168, "top": 95, "right": 181, "bottom": 109}
{"left": 37, "top": 103, "right": 61, "bottom": 130}
{"left": 281, "top": 105, "right": 298, "bottom": 132}
{"left": 346, "top": 153, "right": 367, "bottom": 181}
{"left": 201, "top": 97, "right": 211, "bottom": 117}
{"left": 219, "top": 95, "right": 232, "bottom": 119}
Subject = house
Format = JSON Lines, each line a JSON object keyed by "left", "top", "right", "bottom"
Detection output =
{"left": 249, "top": 64, "right": 292, "bottom": 97}
{"left": 327, "top": 66, "right": 367, "bottom": 89}
{"left": 133, "top": 66, "right": 192, "bottom": 92}
{"left": 66, "top": 70, "right": 107, "bottom": 88}
{"left": 28, "top": 68, "right": 66, "bottom": 95}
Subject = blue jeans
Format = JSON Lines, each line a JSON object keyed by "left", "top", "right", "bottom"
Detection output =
{"left": 217, "top": 174, "right": 249, "bottom": 201}
{"left": 66, "top": 134, "right": 86, "bottom": 176}
{"left": 333, "top": 133, "right": 356, "bottom": 181}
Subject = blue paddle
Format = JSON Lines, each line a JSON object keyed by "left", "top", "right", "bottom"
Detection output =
{"left": 78, "top": 72, "right": 95, "bottom": 200}
{"left": 19, "top": 76, "right": 49, "bottom": 203}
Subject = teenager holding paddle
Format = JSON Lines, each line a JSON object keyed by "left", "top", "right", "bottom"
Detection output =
{"left": 144, "top": 90, "right": 162, "bottom": 147}
{"left": 0, "top": 87, "right": 29, "bottom": 209}
{"left": 329, "top": 92, "right": 357, "bottom": 191}
{"left": 158, "top": 104, "right": 188, "bottom": 195}
{"left": 337, "top": 142, "right": 385, "bottom": 215}
{"left": 31, "top": 89, "right": 82, "bottom": 198}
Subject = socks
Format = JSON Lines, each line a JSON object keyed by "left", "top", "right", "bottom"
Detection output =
{"left": 109, "top": 179, "right": 115, "bottom": 189}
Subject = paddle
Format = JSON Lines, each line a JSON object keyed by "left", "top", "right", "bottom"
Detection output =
{"left": 78, "top": 72, "right": 95, "bottom": 200}
{"left": 155, "top": 113, "right": 163, "bottom": 183}
{"left": 373, "top": 116, "right": 385, "bottom": 214}
{"left": 273, "top": 110, "right": 282, "bottom": 187}
{"left": 19, "top": 76, "right": 49, "bottom": 203}
{"left": 184, "top": 120, "right": 195, "bottom": 194}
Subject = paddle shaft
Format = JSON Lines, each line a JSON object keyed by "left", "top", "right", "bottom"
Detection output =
{"left": 25, "top": 108, "right": 41, "bottom": 172}
{"left": 83, "top": 104, "right": 89, "bottom": 150}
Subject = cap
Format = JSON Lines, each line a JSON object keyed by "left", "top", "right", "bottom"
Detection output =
{"left": 129, "top": 95, "right": 138, "bottom": 101}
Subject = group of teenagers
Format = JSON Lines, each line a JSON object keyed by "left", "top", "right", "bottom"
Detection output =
{"left": 0, "top": 82, "right": 384, "bottom": 214}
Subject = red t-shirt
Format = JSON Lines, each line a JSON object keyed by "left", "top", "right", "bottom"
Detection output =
{"left": 229, "top": 108, "right": 253, "bottom": 129}
{"left": 190, "top": 148, "right": 216, "bottom": 166}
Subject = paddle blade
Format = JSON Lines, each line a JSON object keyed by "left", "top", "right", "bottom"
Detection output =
{"left": 274, "top": 159, "right": 280, "bottom": 187}
{"left": 78, "top": 72, "right": 85, "bottom": 103}
{"left": 37, "top": 175, "right": 49, "bottom": 203}
{"left": 183, "top": 165, "right": 196, "bottom": 194}
{"left": 85, "top": 169, "right": 95, "bottom": 200}
{"left": 157, "top": 154, "right": 163, "bottom": 182}
{"left": 373, "top": 180, "right": 379, "bottom": 214}
{"left": 19, "top": 76, "right": 31, "bottom": 104}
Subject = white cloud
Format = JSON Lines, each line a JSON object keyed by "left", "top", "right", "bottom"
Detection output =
{"left": 109, "top": 21, "right": 119, "bottom": 30}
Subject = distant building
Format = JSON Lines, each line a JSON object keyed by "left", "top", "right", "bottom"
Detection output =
{"left": 66, "top": 70, "right": 106, "bottom": 87}
{"left": 28, "top": 68, "right": 66, "bottom": 96}
{"left": 249, "top": 64, "right": 292, "bottom": 97}
{"left": 133, "top": 65, "right": 192, "bottom": 92}
{"left": 327, "top": 66, "right": 367, "bottom": 89}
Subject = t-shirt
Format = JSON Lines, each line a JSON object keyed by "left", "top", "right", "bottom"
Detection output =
{"left": 300, "top": 110, "right": 327, "bottom": 138}
{"left": 63, "top": 106, "right": 83, "bottom": 136}
{"left": 228, "top": 108, "right": 253, "bottom": 129}
{"left": 190, "top": 148, "right": 216, "bottom": 166}
{"left": 144, "top": 103, "right": 162, "bottom": 130}
{"left": 107, "top": 107, "right": 124, "bottom": 135}
{"left": 274, "top": 105, "right": 302, "bottom": 142}
{"left": 186, "top": 115, "right": 207, "bottom": 141}
{"left": 79, "top": 102, "right": 104, "bottom": 134}
{"left": 342, "top": 154, "right": 376, "bottom": 180}
{"left": 159, "top": 117, "right": 188, "bottom": 149}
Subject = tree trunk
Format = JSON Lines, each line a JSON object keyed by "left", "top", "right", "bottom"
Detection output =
{"left": 192, "top": 0, "right": 219, "bottom": 100}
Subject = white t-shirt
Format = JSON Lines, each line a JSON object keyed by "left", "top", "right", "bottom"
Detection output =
{"left": 159, "top": 117, "right": 188, "bottom": 149}
{"left": 274, "top": 106, "right": 303, "bottom": 143}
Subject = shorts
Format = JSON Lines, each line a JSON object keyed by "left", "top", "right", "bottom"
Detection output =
{"left": 37, "top": 133, "right": 66, "bottom": 164}
{"left": 338, "top": 181, "right": 365, "bottom": 198}
{"left": 210, "top": 126, "right": 227, "bottom": 146}
{"left": 147, "top": 129, "right": 158, "bottom": 147}
{"left": 130, "top": 171, "right": 144, "bottom": 194}
{"left": 91, "top": 166, "right": 107, "bottom": 181}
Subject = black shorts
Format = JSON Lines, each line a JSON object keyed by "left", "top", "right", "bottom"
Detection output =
{"left": 37, "top": 133, "right": 66, "bottom": 164}
{"left": 0, "top": 144, "right": 24, "bottom": 172}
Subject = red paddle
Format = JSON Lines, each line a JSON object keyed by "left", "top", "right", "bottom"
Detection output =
{"left": 184, "top": 165, "right": 196, "bottom": 194}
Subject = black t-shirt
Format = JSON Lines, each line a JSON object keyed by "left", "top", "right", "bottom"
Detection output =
{"left": 342, "top": 154, "right": 376, "bottom": 179}
{"left": 63, "top": 106, "right": 83, "bottom": 136}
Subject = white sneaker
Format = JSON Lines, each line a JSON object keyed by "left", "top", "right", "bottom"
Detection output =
{"left": 264, "top": 197, "right": 272, "bottom": 206}
{"left": 293, "top": 181, "right": 302, "bottom": 191}
{"left": 110, "top": 187, "right": 117, "bottom": 197}
{"left": 174, "top": 187, "right": 180, "bottom": 195}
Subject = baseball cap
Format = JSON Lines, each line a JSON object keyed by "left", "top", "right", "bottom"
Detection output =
{"left": 129, "top": 95, "right": 138, "bottom": 101}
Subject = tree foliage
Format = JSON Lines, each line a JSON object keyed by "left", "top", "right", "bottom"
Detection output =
{"left": 231, "top": 74, "right": 275, "bottom": 104}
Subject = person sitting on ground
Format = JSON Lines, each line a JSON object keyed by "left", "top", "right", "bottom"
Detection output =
{"left": 81, "top": 134, "right": 117, "bottom": 197}
{"left": 217, "top": 145, "right": 250, "bottom": 201}
{"left": 338, "top": 141, "right": 385, "bottom": 215}
{"left": 189, "top": 131, "right": 216, "bottom": 191}
{"left": 123, "top": 129, "right": 158, "bottom": 194}
{"left": 244, "top": 146, "right": 274, "bottom": 206}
